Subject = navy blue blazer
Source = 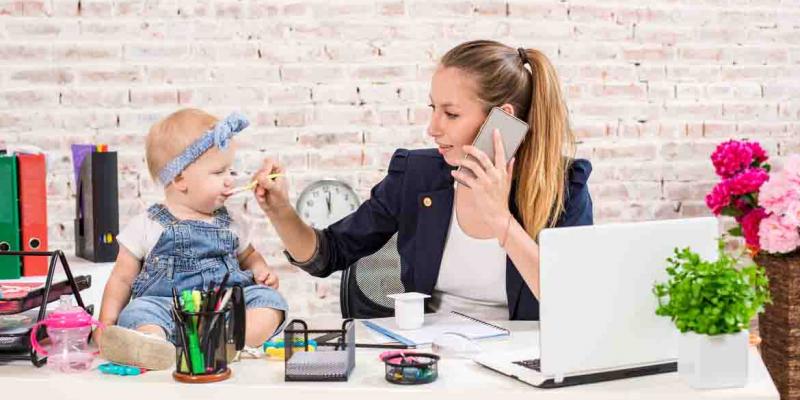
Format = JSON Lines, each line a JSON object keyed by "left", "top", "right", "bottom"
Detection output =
{"left": 289, "top": 148, "right": 593, "bottom": 320}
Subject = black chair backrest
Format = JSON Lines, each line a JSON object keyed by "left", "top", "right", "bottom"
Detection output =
{"left": 340, "top": 235, "right": 404, "bottom": 319}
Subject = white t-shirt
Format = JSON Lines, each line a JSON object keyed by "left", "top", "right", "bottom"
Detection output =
{"left": 431, "top": 191, "right": 509, "bottom": 321}
{"left": 117, "top": 207, "right": 253, "bottom": 261}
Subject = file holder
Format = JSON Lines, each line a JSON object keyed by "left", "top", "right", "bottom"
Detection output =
{"left": 74, "top": 151, "right": 119, "bottom": 262}
{"left": 284, "top": 319, "right": 355, "bottom": 382}
{"left": 0, "top": 250, "right": 92, "bottom": 367}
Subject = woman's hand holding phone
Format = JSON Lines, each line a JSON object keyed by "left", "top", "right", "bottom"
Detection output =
{"left": 452, "top": 129, "right": 516, "bottom": 240}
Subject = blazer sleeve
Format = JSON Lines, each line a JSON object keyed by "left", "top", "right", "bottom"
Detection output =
{"left": 285, "top": 149, "right": 408, "bottom": 277}
{"left": 555, "top": 158, "right": 594, "bottom": 227}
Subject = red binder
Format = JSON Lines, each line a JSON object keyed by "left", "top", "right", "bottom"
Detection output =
{"left": 17, "top": 153, "right": 48, "bottom": 276}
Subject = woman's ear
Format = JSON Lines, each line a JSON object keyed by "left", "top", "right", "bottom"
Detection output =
{"left": 499, "top": 103, "right": 516, "bottom": 116}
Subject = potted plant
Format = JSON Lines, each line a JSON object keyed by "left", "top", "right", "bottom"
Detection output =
{"left": 653, "top": 239, "right": 770, "bottom": 389}
{"left": 705, "top": 140, "right": 800, "bottom": 398}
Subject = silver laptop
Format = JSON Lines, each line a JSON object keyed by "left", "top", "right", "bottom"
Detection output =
{"left": 474, "top": 217, "right": 718, "bottom": 388}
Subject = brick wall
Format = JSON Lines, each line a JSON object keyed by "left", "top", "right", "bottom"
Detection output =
{"left": 1, "top": 0, "right": 798, "bottom": 317}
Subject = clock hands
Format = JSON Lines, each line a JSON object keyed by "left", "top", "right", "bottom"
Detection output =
{"left": 326, "top": 191, "right": 332, "bottom": 216}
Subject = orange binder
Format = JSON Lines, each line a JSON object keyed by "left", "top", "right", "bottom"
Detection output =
{"left": 17, "top": 153, "right": 48, "bottom": 276}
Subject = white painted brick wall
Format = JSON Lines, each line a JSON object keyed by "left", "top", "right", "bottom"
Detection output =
{"left": 1, "top": 0, "right": 798, "bottom": 318}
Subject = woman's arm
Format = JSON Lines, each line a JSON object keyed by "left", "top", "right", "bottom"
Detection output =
{"left": 252, "top": 152, "right": 406, "bottom": 277}
{"left": 492, "top": 170, "right": 593, "bottom": 299}
{"left": 494, "top": 213, "right": 542, "bottom": 298}
{"left": 452, "top": 131, "right": 593, "bottom": 300}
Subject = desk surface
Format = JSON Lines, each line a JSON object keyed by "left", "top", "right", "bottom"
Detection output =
{"left": 0, "top": 319, "right": 778, "bottom": 400}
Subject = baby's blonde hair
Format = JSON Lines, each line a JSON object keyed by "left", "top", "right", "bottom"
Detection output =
{"left": 145, "top": 108, "right": 219, "bottom": 181}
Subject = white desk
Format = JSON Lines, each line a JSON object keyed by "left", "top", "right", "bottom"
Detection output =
{"left": 0, "top": 319, "right": 778, "bottom": 400}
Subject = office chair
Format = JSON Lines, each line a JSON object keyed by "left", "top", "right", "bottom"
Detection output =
{"left": 339, "top": 235, "right": 404, "bottom": 319}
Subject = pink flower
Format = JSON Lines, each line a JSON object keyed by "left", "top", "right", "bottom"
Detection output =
{"left": 759, "top": 213, "right": 800, "bottom": 254}
{"left": 741, "top": 208, "right": 768, "bottom": 250}
{"left": 785, "top": 202, "right": 800, "bottom": 227}
{"left": 784, "top": 154, "right": 800, "bottom": 185}
{"left": 711, "top": 140, "right": 768, "bottom": 178}
{"left": 759, "top": 173, "right": 800, "bottom": 216}
{"left": 705, "top": 181, "right": 732, "bottom": 215}
{"left": 748, "top": 142, "right": 768, "bottom": 164}
{"left": 727, "top": 167, "right": 769, "bottom": 195}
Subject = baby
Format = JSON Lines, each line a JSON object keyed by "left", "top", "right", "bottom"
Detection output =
{"left": 96, "top": 108, "right": 288, "bottom": 370}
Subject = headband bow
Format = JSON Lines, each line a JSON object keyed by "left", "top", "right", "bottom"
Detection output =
{"left": 157, "top": 112, "right": 249, "bottom": 186}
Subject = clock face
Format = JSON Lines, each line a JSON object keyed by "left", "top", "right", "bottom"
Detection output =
{"left": 296, "top": 180, "right": 361, "bottom": 229}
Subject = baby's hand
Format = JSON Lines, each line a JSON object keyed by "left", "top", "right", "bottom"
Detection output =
{"left": 254, "top": 267, "right": 279, "bottom": 289}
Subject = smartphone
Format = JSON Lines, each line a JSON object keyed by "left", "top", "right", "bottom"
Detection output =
{"left": 456, "top": 107, "right": 529, "bottom": 187}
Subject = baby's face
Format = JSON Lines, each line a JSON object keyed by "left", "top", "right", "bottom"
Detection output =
{"left": 180, "top": 142, "right": 237, "bottom": 214}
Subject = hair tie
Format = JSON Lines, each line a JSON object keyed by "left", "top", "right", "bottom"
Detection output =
{"left": 517, "top": 47, "right": 529, "bottom": 65}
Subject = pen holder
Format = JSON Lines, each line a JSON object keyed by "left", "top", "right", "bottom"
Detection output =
{"left": 172, "top": 305, "right": 232, "bottom": 383}
{"left": 382, "top": 352, "right": 439, "bottom": 385}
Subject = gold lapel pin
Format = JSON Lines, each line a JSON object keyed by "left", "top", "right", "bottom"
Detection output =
{"left": 422, "top": 197, "right": 432, "bottom": 207}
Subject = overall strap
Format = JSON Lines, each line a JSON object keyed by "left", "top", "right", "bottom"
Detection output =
{"left": 146, "top": 204, "right": 179, "bottom": 227}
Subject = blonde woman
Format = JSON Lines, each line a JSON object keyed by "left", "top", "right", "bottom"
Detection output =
{"left": 253, "top": 40, "right": 593, "bottom": 321}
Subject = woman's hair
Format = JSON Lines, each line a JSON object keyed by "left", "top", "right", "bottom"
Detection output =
{"left": 145, "top": 108, "right": 219, "bottom": 181}
{"left": 440, "top": 40, "right": 576, "bottom": 240}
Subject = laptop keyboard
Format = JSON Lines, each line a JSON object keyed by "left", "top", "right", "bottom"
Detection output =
{"left": 513, "top": 358, "right": 541, "bottom": 372}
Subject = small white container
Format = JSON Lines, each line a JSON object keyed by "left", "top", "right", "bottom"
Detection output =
{"left": 678, "top": 330, "right": 748, "bottom": 389}
{"left": 387, "top": 292, "right": 430, "bottom": 330}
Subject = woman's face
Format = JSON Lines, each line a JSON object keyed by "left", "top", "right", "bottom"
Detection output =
{"left": 427, "top": 66, "right": 488, "bottom": 167}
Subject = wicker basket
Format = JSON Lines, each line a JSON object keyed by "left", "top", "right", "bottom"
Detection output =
{"left": 756, "top": 252, "right": 800, "bottom": 400}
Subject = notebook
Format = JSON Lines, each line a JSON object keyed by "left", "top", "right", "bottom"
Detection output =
{"left": 362, "top": 311, "right": 510, "bottom": 346}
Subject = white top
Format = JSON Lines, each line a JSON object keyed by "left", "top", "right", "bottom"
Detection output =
{"left": 116, "top": 207, "right": 253, "bottom": 260}
{"left": 431, "top": 194, "right": 509, "bottom": 321}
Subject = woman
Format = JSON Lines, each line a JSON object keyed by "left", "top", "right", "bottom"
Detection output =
{"left": 252, "top": 40, "right": 592, "bottom": 320}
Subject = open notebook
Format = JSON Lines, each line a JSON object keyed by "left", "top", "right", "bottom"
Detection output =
{"left": 362, "top": 311, "right": 510, "bottom": 346}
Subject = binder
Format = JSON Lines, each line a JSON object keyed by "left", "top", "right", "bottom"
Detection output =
{"left": 74, "top": 151, "right": 119, "bottom": 262}
{"left": 0, "top": 154, "right": 21, "bottom": 279}
{"left": 17, "top": 153, "right": 48, "bottom": 276}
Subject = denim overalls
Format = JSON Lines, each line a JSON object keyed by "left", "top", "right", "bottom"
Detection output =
{"left": 117, "top": 204, "right": 288, "bottom": 343}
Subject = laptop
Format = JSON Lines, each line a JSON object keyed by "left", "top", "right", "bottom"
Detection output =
{"left": 474, "top": 217, "right": 718, "bottom": 388}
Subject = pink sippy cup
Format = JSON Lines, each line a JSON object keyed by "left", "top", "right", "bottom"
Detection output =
{"left": 30, "top": 295, "right": 103, "bottom": 373}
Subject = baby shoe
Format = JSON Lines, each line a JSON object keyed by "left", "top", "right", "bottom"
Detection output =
{"left": 99, "top": 326, "right": 175, "bottom": 370}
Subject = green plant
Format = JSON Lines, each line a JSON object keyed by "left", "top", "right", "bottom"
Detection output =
{"left": 653, "top": 238, "right": 771, "bottom": 335}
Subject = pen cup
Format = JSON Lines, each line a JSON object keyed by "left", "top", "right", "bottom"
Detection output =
{"left": 172, "top": 306, "right": 231, "bottom": 383}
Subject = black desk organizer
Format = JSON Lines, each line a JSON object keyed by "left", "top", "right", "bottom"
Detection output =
{"left": 284, "top": 319, "right": 355, "bottom": 382}
{"left": 0, "top": 250, "right": 92, "bottom": 367}
{"left": 75, "top": 151, "right": 119, "bottom": 263}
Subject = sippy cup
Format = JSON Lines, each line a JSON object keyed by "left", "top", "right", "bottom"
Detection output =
{"left": 30, "top": 295, "right": 103, "bottom": 373}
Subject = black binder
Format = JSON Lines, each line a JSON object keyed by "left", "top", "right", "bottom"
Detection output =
{"left": 75, "top": 151, "right": 119, "bottom": 262}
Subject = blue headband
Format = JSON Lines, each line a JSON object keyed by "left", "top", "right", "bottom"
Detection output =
{"left": 157, "top": 112, "right": 249, "bottom": 186}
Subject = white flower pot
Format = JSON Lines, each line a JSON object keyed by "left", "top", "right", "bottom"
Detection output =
{"left": 678, "top": 330, "right": 748, "bottom": 389}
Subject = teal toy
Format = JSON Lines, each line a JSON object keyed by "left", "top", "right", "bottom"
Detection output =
{"left": 98, "top": 362, "right": 143, "bottom": 376}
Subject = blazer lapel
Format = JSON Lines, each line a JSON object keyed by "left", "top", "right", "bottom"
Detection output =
{"left": 413, "top": 187, "right": 454, "bottom": 295}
